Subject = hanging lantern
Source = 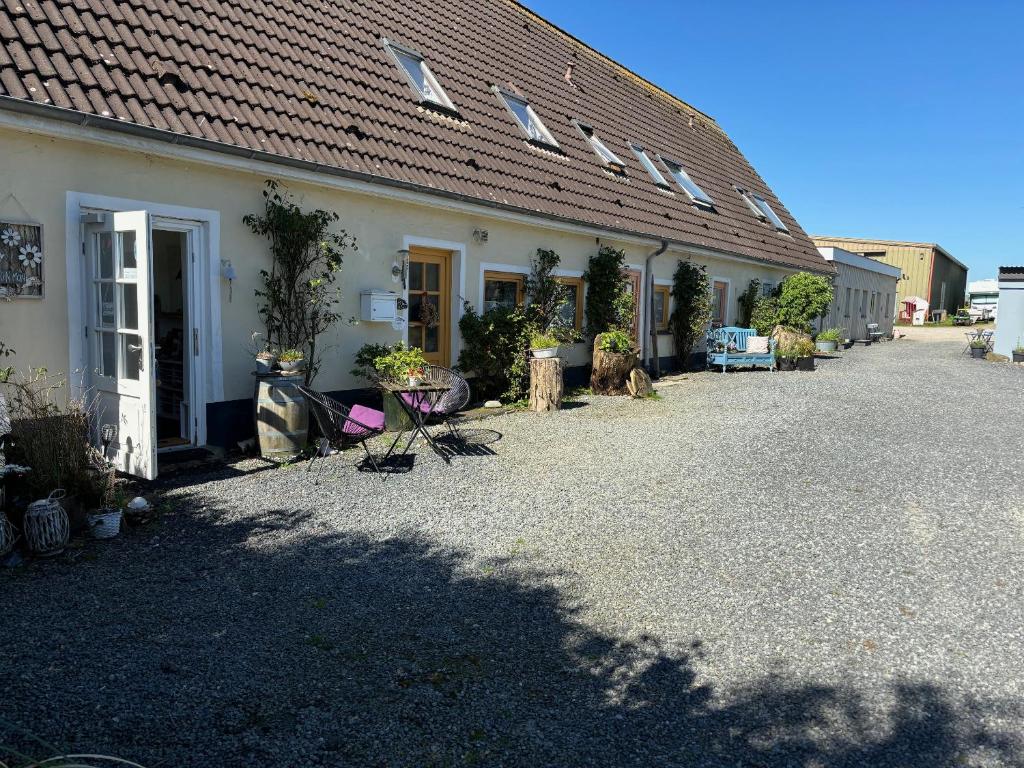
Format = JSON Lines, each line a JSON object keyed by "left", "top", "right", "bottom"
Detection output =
{"left": 24, "top": 490, "right": 69, "bottom": 557}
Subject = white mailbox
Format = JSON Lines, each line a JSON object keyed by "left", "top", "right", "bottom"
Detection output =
{"left": 360, "top": 290, "right": 400, "bottom": 322}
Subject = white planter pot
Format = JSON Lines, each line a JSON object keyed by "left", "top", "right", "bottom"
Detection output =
{"left": 531, "top": 346, "right": 559, "bottom": 359}
{"left": 815, "top": 340, "right": 837, "bottom": 353}
{"left": 408, "top": 376, "right": 423, "bottom": 387}
{"left": 88, "top": 509, "right": 122, "bottom": 539}
{"left": 255, "top": 356, "right": 276, "bottom": 374}
{"left": 278, "top": 359, "right": 305, "bottom": 372}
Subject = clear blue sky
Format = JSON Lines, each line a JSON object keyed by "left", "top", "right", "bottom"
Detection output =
{"left": 522, "top": 0, "right": 1023, "bottom": 279}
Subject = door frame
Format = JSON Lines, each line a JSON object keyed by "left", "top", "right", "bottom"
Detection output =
{"left": 401, "top": 235, "right": 465, "bottom": 365}
{"left": 66, "top": 192, "right": 222, "bottom": 449}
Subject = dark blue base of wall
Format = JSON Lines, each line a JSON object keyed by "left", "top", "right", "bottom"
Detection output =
{"left": 206, "top": 354, "right": 705, "bottom": 449}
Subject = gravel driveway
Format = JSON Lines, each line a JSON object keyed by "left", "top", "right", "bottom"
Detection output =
{"left": 3, "top": 337, "right": 1023, "bottom": 767}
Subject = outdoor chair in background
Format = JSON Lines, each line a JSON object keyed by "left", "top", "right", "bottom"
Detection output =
{"left": 297, "top": 385, "right": 387, "bottom": 482}
{"left": 401, "top": 364, "right": 471, "bottom": 442}
{"left": 866, "top": 323, "right": 883, "bottom": 343}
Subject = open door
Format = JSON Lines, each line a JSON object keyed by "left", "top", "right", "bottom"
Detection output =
{"left": 85, "top": 211, "right": 158, "bottom": 479}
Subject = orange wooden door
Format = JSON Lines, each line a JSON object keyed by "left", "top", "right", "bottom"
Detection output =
{"left": 407, "top": 247, "right": 451, "bottom": 366}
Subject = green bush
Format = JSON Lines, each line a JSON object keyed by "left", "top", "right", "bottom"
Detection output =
{"left": 583, "top": 246, "right": 632, "bottom": 337}
{"left": 597, "top": 329, "right": 633, "bottom": 353}
{"left": 737, "top": 279, "right": 761, "bottom": 328}
{"left": 457, "top": 305, "right": 533, "bottom": 402}
{"left": 529, "top": 330, "right": 560, "bottom": 349}
{"left": 371, "top": 344, "right": 427, "bottom": 383}
{"left": 351, "top": 343, "right": 399, "bottom": 383}
{"left": 750, "top": 296, "right": 780, "bottom": 336}
{"left": 816, "top": 327, "right": 843, "bottom": 342}
{"left": 669, "top": 260, "right": 711, "bottom": 369}
{"left": 777, "top": 272, "right": 833, "bottom": 332}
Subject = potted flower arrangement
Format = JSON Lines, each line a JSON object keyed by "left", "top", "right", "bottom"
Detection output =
{"left": 277, "top": 348, "right": 306, "bottom": 372}
{"left": 245, "top": 332, "right": 277, "bottom": 374}
{"left": 969, "top": 339, "right": 987, "bottom": 359}
{"left": 407, "top": 365, "right": 425, "bottom": 387}
{"left": 88, "top": 484, "right": 128, "bottom": 540}
{"left": 1013, "top": 340, "right": 1024, "bottom": 364}
{"left": 794, "top": 339, "right": 816, "bottom": 371}
{"left": 815, "top": 328, "right": 843, "bottom": 353}
{"left": 529, "top": 330, "right": 560, "bottom": 359}
{"left": 371, "top": 344, "right": 428, "bottom": 431}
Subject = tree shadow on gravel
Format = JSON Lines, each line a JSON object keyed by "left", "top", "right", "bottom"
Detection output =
{"left": 1, "top": 491, "right": 1021, "bottom": 768}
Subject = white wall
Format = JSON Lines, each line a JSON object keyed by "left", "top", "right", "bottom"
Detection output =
{"left": 994, "top": 282, "right": 1024, "bottom": 357}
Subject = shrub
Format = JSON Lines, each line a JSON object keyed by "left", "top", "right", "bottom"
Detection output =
{"left": 278, "top": 348, "right": 304, "bottom": 362}
{"left": 816, "top": 327, "right": 843, "bottom": 343}
{"left": 457, "top": 305, "right": 533, "bottom": 402}
{"left": 669, "top": 260, "right": 711, "bottom": 368}
{"left": 352, "top": 343, "right": 399, "bottom": 383}
{"left": 778, "top": 338, "right": 815, "bottom": 359}
{"left": 737, "top": 279, "right": 761, "bottom": 328}
{"left": 583, "top": 246, "right": 632, "bottom": 337}
{"left": 776, "top": 272, "right": 833, "bottom": 332}
{"left": 749, "top": 296, "right": 780, "bottom": 335}
{"left": 597, "top": 329, "right": 633, "bottom": 353}
{"left": 244, "top": 180, "right": 357, "bottom": 384}
{"left": 371, "top": 344, "right": 427, "bottom": 383}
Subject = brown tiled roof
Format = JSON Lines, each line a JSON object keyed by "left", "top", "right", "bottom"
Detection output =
{"left": 0, "top": 0, "right": 830, "bottom": 272}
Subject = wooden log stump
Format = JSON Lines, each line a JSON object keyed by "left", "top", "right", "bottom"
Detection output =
{"left": 590, "top": 334, "right": 638, "bottom": 395}
{"left": 529, "top": 356, "right": 564, "bottom": 412}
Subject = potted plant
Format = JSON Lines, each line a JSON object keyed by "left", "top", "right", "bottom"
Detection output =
{"left": 529, "top": 330, "right": 560, "bottom": 359}
{"left": 245, "top": 332, "right": 278, "bottom": 374}
{"left": 407, "top": 365, "right": 425, "bottom": 387}
{"left": 815, "top": 327, "right": 843, "bottom": 353}
{"left": 88, "top": 482, "right": 127, "bottom": 540}
{"left": 277, "top": 348, "right": 306, "bottom": 372}
{"left": 1013, "top": 340, "right": 1024, "bottom": 364}
{"left": 794, "top": 339, "right": 816, "bottom": 371}
{"left": 969, "top": 339, "right": 987, "bottom": 359}
{"left": 775, "top": 340, "right": 797, "bottom": 371}
{"left": 371, "top": 344, "right": 428, "bottom": 430}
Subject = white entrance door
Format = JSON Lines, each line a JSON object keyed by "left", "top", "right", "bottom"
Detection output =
{"left": 86, "top": 211, "right": 158, "bottom": 479}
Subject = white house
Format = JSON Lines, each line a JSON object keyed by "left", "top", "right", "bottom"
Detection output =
{"left": 817, "top": 247, "right": 901, "bottom": 339}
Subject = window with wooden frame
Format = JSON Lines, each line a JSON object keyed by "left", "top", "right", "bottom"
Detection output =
{"left": 483, "top": 270, "right": 525, "bottom": 311}
{"left": 710, "top": 280, "right": 728, "bottom": 326}
{"left": 553, "top": 276, "right": 584, "bottom": 334}
{"left": 652, "top": 284, "right": 671, "bottom": 331}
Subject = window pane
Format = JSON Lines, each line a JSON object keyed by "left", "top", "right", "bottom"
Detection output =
{"left": 502, "top": 93, "right": 554, "bottom": 146}
{"left": 119, "top": 231, "right": 138, "bottom": 279}
{"left": 121, "top": 334, "right": 142, "bottom": 380}
{"left": 484, "top": 278, "right": 520, "bottom": 311}
{"left": 408, "top": 262, "right": 423, "bottom": 291}
{"left": 407, "top": 292, "right": 423, "bottom": 323}
{"left": 633, "top": 147, "right": 667, "bottom": 186}
{"left": 425, "top": 263, "right": 440, "bottom": 292}
{"left": 653, "top": 291, "right": 666, "bottom": 327}
{"left": 97, "top": 283, "right": 115, "bottom": 327}
{"left": 120, "top": 283, "right": 138, "bottom": 330}
{"left": 555, "top": 284, "right": 578, "bottom": 329}
{"left": 98, "top": 331, "right": 116, "bottom": 377}
{"left": 394, "top": 49, "right": 427, "bottom": 94}
{"left": 668, "top": 163, "right": 713, "bottom": 205}
{"left": 98, "top": 233, "right": 114, "bottom": 279}
{"left": 424, "top": 323, "right": 439, "bottom": 353}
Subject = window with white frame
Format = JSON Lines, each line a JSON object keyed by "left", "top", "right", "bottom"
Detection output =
{"left": 737, "top": 186, "right": 789, "bottom": 232}
{"left": 662, "top": 157, "right": 714, "bottom": 206}
{"left": 383, "top": 39, "right": 457, "bottom": 111}
{"left": 575, "top": 122, "right": 625, "bottom": 170}
{"left": 497, "top": 89, "right": 559, "bottom": 148}
{"left": 630, "top": 143, "right": 669, "bottom": 188}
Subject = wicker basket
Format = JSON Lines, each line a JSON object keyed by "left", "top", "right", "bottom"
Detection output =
{"left": 24, "top": 490, "right": 70, "bottom": 557}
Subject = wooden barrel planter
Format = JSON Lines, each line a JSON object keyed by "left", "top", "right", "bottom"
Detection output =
{"left": 254, "top": 373, "right": 309, "bottom": 457}
{"left": 590, "top": 334, "right": 639, "bottom": 395}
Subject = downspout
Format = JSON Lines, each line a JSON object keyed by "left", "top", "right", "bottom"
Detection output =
{"left": 644, "top": 240, "right": 670, "bottom": 377}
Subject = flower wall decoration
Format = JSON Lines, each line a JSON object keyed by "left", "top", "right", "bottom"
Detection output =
{"left": 0, "top": 220, "right": 43, "bottom": 298}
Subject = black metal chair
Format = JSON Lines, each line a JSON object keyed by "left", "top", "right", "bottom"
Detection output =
{"left": 400, "top": 364, "right": 471, "bottom": 442}
{"left": 297, "top": 385, "right": 387, "bottom": 482}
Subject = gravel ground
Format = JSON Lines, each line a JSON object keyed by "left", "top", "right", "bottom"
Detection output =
{"left": 2, "top": 337, "right": 1023, "bottom": 767}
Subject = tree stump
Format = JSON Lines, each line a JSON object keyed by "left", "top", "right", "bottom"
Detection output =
{"left": 529, "top": 356, "right": 564, "bottom": 412}
{"left": 626, "top": 367, "right": 654, "bottom": 398}
{"left": 590, "top": 335, "right": 638, "bottom": 395}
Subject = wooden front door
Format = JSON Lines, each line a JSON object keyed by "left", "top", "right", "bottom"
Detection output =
{"left": 408, "top": 247, "right": 451, "bottom": 366}
{"left": 624, "top": 268, "right": 642, "bottom": 342}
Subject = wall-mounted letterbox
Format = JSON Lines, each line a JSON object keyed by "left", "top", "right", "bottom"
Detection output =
{"left": 360, "top": 290, "right": 400, "bottom": 322}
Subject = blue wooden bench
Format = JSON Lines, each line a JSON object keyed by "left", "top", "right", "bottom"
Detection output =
{"left": 706, "top": 326, "right": 776, "bottom": 372}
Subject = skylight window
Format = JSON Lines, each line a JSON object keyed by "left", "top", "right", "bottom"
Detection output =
{"left": 576, "top": 122, "right": 625, "bottom": 170}
{"left": 736, "top": 187, "right": 789, "bottom": 232}
{"left": 630, "top": 143, "right": 669, "bottom": 188}
{"left": 752, "top": 195, "right": 789, "bottom": 232}
{"left": 496, "top": 88, "right": 559, "bottom": 148}
{"left": 383, "top": 38, "right": 456, "bottom": 112}
{"left": 661, "top": 157, "right": 713, "bottom": 206}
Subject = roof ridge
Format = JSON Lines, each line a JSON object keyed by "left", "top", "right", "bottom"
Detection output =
{"left": 505, "top": 0, "right": 721, "bottom": 129}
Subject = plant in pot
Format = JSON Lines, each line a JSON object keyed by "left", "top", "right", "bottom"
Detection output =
{"left": 372, "top": 344, "right": 428, "bottom": 430}
{"left": 969, "top": 338, "right": 987, "bottom": 359}
{"left": 1014, "top": 339, "right": 1024, "bottom": 364}
{"left": 775, "top": 340, "right": 797, "bottom": 371}
{"left": 529, "top": 329, "right": 560, "bottom": 359}
{"left": 88, "top": 470, "right": 128, "bottom": 540}
{"left": 245, "top": 331, "right": 277, "bottom": 374}
{"left": 277, "top": 348, "right": 306, "bottom": 372}
{"left": 815, "top": 327, "right": 843, "bottom": 353}
{"left": 794, "top": 338, "right": 817, "bottom": 371}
